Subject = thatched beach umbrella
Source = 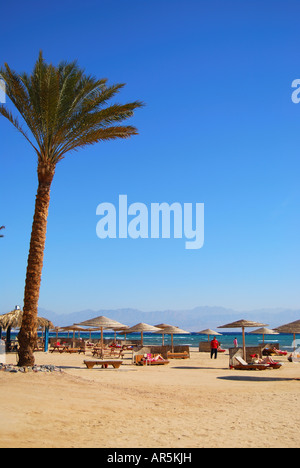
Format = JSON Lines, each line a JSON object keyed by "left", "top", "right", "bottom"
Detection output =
{"left": 118, "top": 327, "right": 132, "bottom": 343}
{"left": 197, "top": 329, "right": 222, "bottom": 342}
{"left": 154, "top": 324, "right": 173, "bottom": 345}
{"left": 0, "top": 307, "right": 53, "bottom": 331}
{"left": 274, "top": 320, "right": 300, "bottom": 350}
{"left": 218, "top": 319, "right": 267, "bottom": 360}
{"left": 76, "top": 316, "right": 124, "bottom": 348}
{"left": 155, "top": 326, "right": 190, "bottom": 352}
{"left": 154, "top": 323, "right": 173, "bottom": 329}
{"left": 126, "top": 323, "right": 161, "bottom": 346}
{"left": 250, "top": 327, "right": 279, "bottom": 345}
{"left": 110, "top": 324, "right": 129, "bottom": 343}
{"left": 59, "top": 324, "right": 100, "bottom": 346}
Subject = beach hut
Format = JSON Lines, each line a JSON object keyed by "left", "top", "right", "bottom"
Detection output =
{"left": 0, "top": 307, "right": 54, "bottom": 352}
{"left": 125, "top": 323, "right": 161, "bottom": 346}
{"left": 197, "top": 329, "right": 222, "bottom": 342}
{"left": 76, "top": 316, "right": 124, "bottom": 349}
{"left": 218, "top": 319, "right": 267, "bottom": 360}
{"left": 274, "top": 320, "right": 300, "bottom": 350}
{"left": 155, "top": 326, "right": 190, "bottom": 352}
{"left": 249, "top": 327, "right": 279, "bottom": 345}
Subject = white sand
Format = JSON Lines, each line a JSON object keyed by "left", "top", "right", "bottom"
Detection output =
{"left": 0, "top": 348, "right": 299, "bottom": 448}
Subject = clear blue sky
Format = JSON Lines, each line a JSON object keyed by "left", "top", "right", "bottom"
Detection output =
{"left": 1, "top": 0, "right": 300, "bottom": 315}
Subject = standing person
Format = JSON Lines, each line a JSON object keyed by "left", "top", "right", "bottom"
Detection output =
{"left": 233, "top": 337, "right": 238, "bottom": 348}
{"left": 210, "top": 336, "right": 219, "bottom": 359}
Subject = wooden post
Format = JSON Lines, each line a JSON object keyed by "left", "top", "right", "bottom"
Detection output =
{"left": 242, "top": 327, "right": 246, "bottom": 361}
{"left": 6, "top": 326, "right": 11, "bottom": 352}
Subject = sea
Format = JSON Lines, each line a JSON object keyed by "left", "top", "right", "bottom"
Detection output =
{"left": 16, "top": 330, "right": 299, "bottom": 351}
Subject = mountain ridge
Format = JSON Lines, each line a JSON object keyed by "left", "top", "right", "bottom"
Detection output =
{"left": 37, "top": 306, "right": 300, "bottom": 331}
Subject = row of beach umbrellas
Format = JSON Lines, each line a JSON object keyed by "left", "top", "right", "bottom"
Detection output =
{"left": 1, "top": 309, "right": 300, "bottom": 359}
{"left": 67, "top": 316, "right": 300, "bottom": 359}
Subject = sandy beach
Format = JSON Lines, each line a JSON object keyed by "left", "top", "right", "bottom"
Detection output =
{"left": 0, "top": 348, "right": 299, "bottom": 448}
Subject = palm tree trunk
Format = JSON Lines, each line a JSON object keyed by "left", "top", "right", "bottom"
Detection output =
{"left": 18, "top": 162, "right": 55, "bottom": 367}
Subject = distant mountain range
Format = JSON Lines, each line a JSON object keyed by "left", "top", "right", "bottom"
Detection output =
{"left": 38, "top": 306, "right": 300, "bottom": 331}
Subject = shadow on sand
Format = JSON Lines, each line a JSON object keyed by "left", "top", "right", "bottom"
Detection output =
{"left": 217, "top": 375, "right": 299, "bottom": 383}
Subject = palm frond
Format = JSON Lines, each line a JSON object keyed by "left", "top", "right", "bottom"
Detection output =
{"left": 0, "top": 104, "right": 39, "bottom": 153}
{"left": 0, "top": 51, "right": 144, "bottom": 167}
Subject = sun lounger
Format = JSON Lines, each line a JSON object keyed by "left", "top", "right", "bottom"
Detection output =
{"left": 135, "top": 354, "right": 169, "bottom": 366}
{"left": 84, "top": 360, "right": 123, "bottom": 369}
{"left": 263, "top": 347, "right": 287, "bottom": 356}
{"left": 231, "top": 356, "right": 280, "bottom": 370}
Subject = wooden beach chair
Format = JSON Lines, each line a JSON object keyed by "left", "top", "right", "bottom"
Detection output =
{"left": 231, "top": 356, "right": 279, "bottom": 370}
{"left": 135, "top": 354, "right": 169, "bottom": 366}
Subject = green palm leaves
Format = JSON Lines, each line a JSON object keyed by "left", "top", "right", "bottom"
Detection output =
{"left": 0, "top": 51, "right": 143, "bottom": 165}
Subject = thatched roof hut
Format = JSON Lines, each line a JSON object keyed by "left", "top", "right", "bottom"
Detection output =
{"left": 0, "top": 308, "right": 53, "bottom": 331}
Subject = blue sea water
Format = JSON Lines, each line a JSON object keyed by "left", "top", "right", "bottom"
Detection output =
{"left": 35, "top": 331, "right": 299, "bottom": 351}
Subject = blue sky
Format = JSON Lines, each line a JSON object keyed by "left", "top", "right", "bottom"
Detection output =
{"left": 1, "top": 0, "right": 300, "bottom": 315}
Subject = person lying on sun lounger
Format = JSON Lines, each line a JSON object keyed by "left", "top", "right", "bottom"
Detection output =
{"left": 253, "top": 356, "right": 282, "bottom": 367}
{"left": 141, "top": 354, "right": 165, "bottom": 363}
{"left": 264, "top": 347, "right": 287, "bottom": 356}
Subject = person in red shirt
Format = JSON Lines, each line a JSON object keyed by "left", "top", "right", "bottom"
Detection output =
{"left": 210, "top": 337, "right": 219, "bottom": 359}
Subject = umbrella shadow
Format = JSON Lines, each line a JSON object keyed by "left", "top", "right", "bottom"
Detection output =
{"left": 172, "top": 366, "right": 229, "bottom": 370}
{"left": 217, "top": 375, "right": 298, "bottom": 382}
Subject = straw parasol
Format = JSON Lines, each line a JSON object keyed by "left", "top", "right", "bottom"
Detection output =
{"left": 197, "top": 329, "right": 222, "bottom": 342}
{"left": 218, "top": 319, "right": 267, "bottom": 360}
{"left": 154, "top": 323, "right": 173, "bottom": 329}
{"left": 125, "top": 323, "right": 161, "bottom": 346}
{"left": 249, "top": 327, "right": 279, "bottom": 344}
{"left": 76, "top": 316, "right": 124, "bottom": 348}
{"left": 274, "top": 320, "right": 300, "bottom": 350}
{"left": 59, "top": 324, "right": 100, "bottom": 343}
{"left": 0, "top": 307, "right": 53, "bottom": 331}
{"left": 155, "top": 326, "right": 190, "bottom": 352}
{"left": 110, "top": 324, "right": 130, "bottom": 343}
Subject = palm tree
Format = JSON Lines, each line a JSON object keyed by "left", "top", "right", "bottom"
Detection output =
{"left": 0, "top": 52, "right": 143, "bottom": 366}
{"left": 0, "top": 226, "right": 4, "bottom": 237}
